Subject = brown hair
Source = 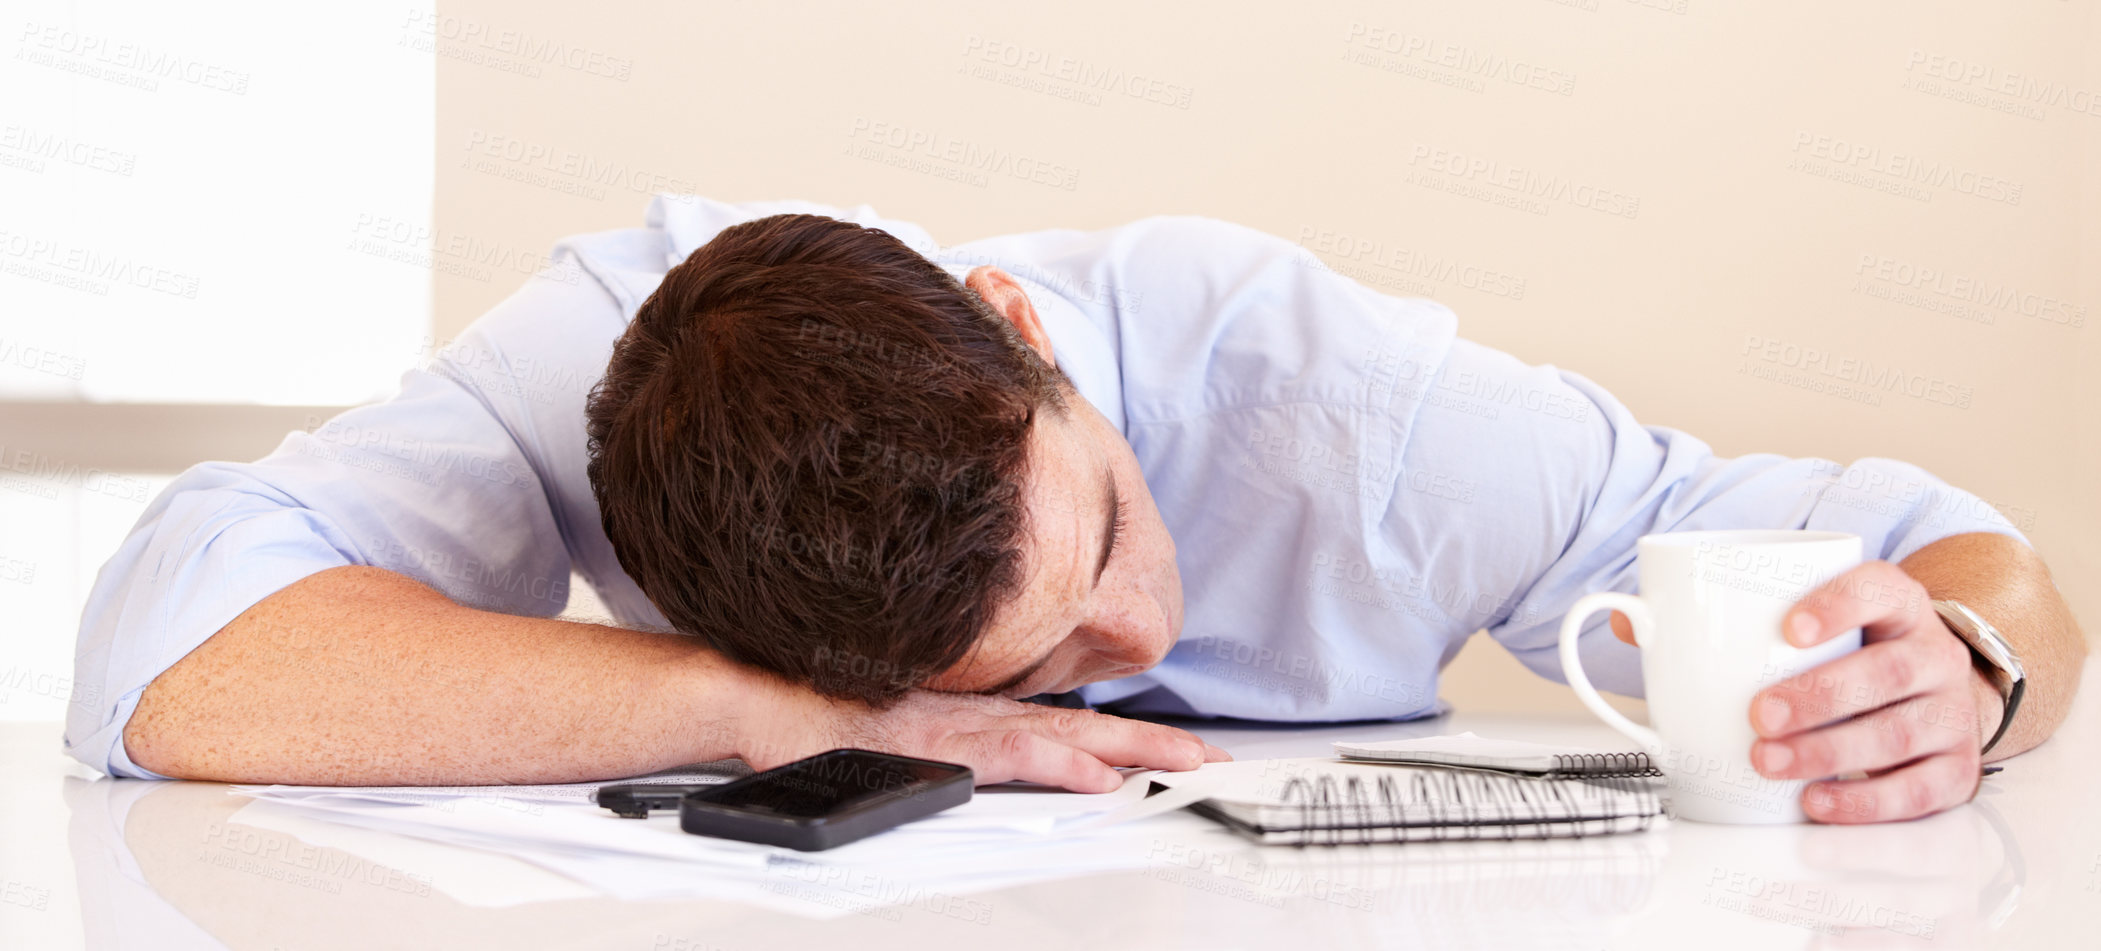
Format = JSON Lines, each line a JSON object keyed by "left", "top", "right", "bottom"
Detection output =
{"left": 585, "top": 214, "right": 1068, "bottom": 704}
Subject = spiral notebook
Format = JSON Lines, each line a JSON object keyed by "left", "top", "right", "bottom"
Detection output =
{"left": 1333, "top": 732, "right": 1662, "bottom": 778}
{"left": 1167, "top": 757, "right": 1665, "bottom": 846}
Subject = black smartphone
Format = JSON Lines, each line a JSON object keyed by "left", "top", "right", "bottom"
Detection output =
{"left": 595, "top": 783, "right": 724, "bottom": 819}
{"left": 679, "top": 749, "right": 973, "bottom": 851}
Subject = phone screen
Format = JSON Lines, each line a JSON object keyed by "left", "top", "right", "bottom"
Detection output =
{"left": 697, "top": 751, "right": 962, "bottom": 818}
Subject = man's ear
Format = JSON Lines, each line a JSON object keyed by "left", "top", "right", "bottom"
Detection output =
{"left": 965, "top": 266, "right": 1053, "bottom": 367}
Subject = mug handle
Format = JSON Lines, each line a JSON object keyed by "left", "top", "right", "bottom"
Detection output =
{"left": 1558, "top": 592, "right": 1663, "bottom": 757}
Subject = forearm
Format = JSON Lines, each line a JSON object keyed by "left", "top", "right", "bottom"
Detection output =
{"left": 122, "top": 565, "right": 759, "bottom": 784}
{"left": 1898, "top": 532, "right": 2088, "bottom": 761}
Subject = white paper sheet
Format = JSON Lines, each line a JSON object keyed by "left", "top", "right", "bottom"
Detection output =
{"left": 229, "top": 761, "right": 748, "bottom": 807}
{"left": 225, "top": 766, "right": 1217, "bottom": 912}
{"left": 1332, "top": 731, "right": 1643, "bottom": 771}
{"left": 229, "top": 797, "right": 602, "bottom": 907}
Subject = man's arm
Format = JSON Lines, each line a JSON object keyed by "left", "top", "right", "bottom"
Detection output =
{"left": 123, "top": 566, "right": 739, "bottom": 784}
{"left": 125, "top": 566, "right": 1214, "bottom": 789}
{"left": 1895, "top": 531, "right": 2085, "bottom": 760}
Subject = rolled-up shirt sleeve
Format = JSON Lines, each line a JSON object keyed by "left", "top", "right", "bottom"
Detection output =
{"left": 1485, "top": 364, "right": 2030, "bottom": 698}
{"left": 64, "top": 277, "right": 598, "bottom": 779}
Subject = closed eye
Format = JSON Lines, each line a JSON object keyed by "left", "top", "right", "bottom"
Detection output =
{"left": 1094, "top": 464, "right": 1123, "bottom": 589}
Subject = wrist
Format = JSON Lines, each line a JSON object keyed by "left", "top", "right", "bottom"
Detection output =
{"left": 659, "top": 645, "right": 781, "bottom": 765}
{"left": 716, "top": 655, "right": 832, "bottom": 769}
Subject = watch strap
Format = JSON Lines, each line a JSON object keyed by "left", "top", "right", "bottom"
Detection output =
{"left": 1986, "top": 677, "right": 2023, "bottom": 757}
{"left": 1933, "top": 599, "right": 2023, "bottom": 756}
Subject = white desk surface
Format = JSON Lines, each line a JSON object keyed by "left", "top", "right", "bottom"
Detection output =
{"left": 4, "top": 658, "right": 2098, "bottom": 950}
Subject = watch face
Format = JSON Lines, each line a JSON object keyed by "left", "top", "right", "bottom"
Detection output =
{"left": 1938, "top": 601, "right": 2023, "bottom": 680}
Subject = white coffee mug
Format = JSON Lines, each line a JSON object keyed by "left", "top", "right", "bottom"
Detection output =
{"left": 1558, "top": 530, "right": 1863, "bottom": 823}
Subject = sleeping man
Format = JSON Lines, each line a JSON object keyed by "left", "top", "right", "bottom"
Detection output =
{"left": 71, "top": 197, "right": 2083, "bottom": 823}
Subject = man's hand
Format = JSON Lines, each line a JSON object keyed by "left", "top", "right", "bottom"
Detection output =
{"left": 739, "top": 679, "right": 1230, "bottom": 793}
{"left": 1749, "top": 561, "right": 1995, "bottom": 823}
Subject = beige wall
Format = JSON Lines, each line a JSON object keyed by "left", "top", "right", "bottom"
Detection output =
{"left": 435, "top": 1, "right": 2096, "bottom": 716}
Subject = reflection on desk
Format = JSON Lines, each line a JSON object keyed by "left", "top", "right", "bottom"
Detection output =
{"left": 9, "top": 663, "right": 2098, "bottom": 951}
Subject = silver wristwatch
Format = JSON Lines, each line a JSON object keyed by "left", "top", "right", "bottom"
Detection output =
{"left": 1933, "top": 599, "right": 2025, "bottom": 756}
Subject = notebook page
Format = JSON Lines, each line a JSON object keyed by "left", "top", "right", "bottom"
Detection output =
{"left": 1334, "top": 732, "right": 1642, "bottom": 772}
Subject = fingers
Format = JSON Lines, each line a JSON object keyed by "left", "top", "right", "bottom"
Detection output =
{"left": 891, "top": 694, "right": 1230, "bottom": 793}
{"left": 1801, "top": 749, "right": 1982, "bottom": 824}
{"left": 946, "top": 730, "right": 1124, "bottom": 793}
{"left": 1001, "top": 705, "right": 1215, "bottom": 772}
{"left": 1784, "top": 560, "right": 1930, "bottom": 647}
{"left": 1753, "top": 687, "right": 1976, "bottom": 779}
{"left": 1752, "top": 628, "right": 1973, "bottom": 735}
{"left": 1608, "top": 611, "right": 1637, "bottom": 646}
{"left": 1747, "top": 586, "right": 1987, "bottom": 826}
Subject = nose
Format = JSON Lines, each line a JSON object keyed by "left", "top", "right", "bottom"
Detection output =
{"left": 1079, "top": 581, "right": 1174, "bottom": 673}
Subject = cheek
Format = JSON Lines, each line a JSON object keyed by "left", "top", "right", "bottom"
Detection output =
{"left": 1137, "top": 505, "right": 1178, "bottom": 571}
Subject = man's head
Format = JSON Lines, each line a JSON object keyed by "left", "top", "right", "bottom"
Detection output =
{"left": 585, "top": 214, "right": 1181, "bottom": 705}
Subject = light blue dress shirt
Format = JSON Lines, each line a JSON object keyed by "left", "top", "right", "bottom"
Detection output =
{"left": 64, "top": 196, "right": 2027, "bottom": 777}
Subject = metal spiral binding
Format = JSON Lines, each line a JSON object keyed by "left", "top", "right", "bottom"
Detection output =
{"left": 1543, "top": 751, "right": 1663, "bottom": 779}
{"left": 1272, "top": 770, "right": 1663, "bottom": 846}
